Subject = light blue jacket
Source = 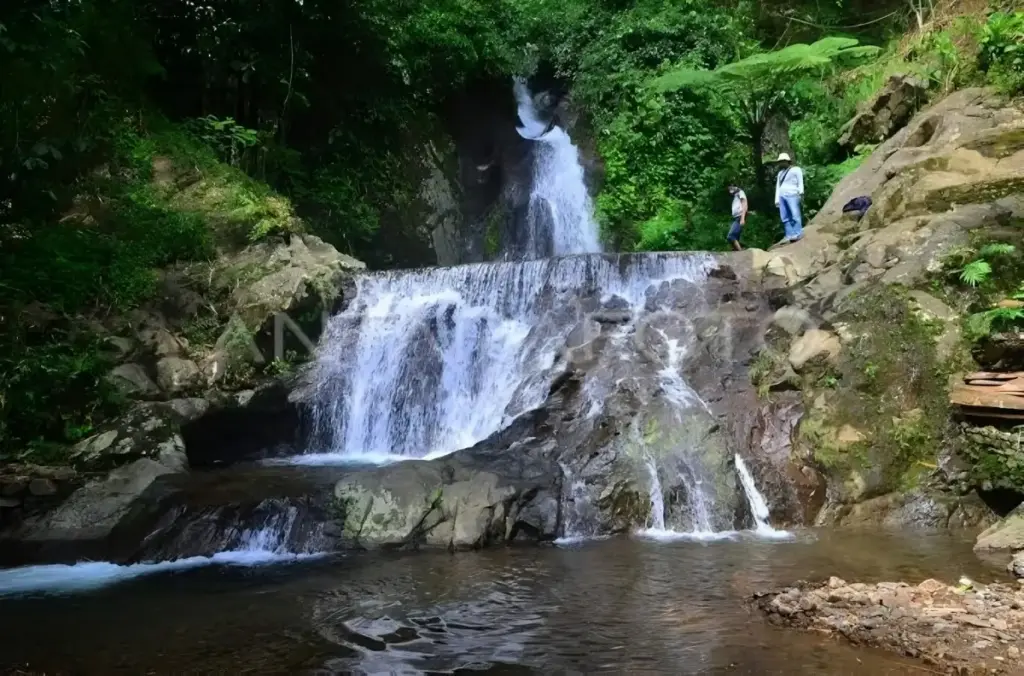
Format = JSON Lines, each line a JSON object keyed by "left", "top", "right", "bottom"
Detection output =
{"left": 775, "top": 166, "right": 805, "bottom": 204}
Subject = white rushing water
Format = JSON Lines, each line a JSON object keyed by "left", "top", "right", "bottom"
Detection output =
{"left": 645, "top": 456, "right": 667, "bottom": 532}
{"left": 304, "top": 254, "right": 713, "bottom": 462}
{"left": 735, "top": 454, "right": 794, "bottom": 540}
{"left": 514, "top": 78, "right": 602, "bottom": 258}
{"left": 0, "top": 520, "right": 325, "bottom": 597}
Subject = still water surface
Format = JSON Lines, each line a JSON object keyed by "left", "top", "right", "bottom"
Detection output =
{"left": 0, "top": 530, "right": 999, "bottom": 674}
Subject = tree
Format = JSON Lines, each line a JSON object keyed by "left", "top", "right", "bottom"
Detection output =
{"left": 651, "top": 37, "right": 880, "bottom": 202}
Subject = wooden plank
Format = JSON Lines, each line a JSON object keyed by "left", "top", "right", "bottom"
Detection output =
{"left": 964, "top": 410, "right": 1024, "bottom": 421}
{"left": 964, "top": 372, "right": 1021, "bottom": 382}
{"left": 967, "top": 379, "right": 1024, "bottom": 388}
{"left": 950, "top": 384, "right": 1024, "bottom": 410}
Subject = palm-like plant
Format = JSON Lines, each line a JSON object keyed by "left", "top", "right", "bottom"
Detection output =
{"left": 651, "top": 37, "right": 880, "bottom": 200}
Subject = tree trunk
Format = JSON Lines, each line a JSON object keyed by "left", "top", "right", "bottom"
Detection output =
{"left": 749, "top": 121, "right": 768, "bottom": 209}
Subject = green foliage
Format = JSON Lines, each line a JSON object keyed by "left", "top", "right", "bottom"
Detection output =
{"left": 631, "top": 201, "right": 776, "bottom": 253}
{"left": 0, "top": 331, "right": 123, "bottom": 461}
{"left": 549, "top": 0, "right": 752, "bottom": 250}
{"left": 979, "top": 11, "right": 1024, "bottom": 94}
{"left": 960, "top": 260, "right": 993, "bottom": 287}
{"left": 651, "top": 37, "right": 879, "bottom": 211}
{"left": 654, "top": 37, "right": 881, "bottom": 95}
{"left": 185, "top": 116, "right": 262, "bottom": 168}
{"left": 945, "top": 242, "right": 1016, "bottom": 288}
{"left": 966, "top": 306, "right": 1024, "bottom": 340}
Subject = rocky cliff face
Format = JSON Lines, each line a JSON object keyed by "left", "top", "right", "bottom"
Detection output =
{"left": 745, "top": 87, "right": 1024, "bottom": 529}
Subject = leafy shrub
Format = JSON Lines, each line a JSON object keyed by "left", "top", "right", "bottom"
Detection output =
{"left": 185, "top": 116, "right": 262, "bottom": 169}
{"left": 980, "top": 12, "right": 1024, "bottom": 93}
{"left": 632, "top": 200, "right": 776, "bottom": 252}
{"left": 0, "top": 333, "right": 123, "bottom": 460}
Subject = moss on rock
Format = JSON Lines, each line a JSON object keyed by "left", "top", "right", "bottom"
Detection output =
{"left": 792, "top": 285, "right": 959, "bottom": 500}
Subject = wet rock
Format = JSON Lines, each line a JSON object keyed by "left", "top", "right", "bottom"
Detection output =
{"left": 333, "top": 413, "right": 561, "bottom": 549}
{"left": 14, "top": 459, "right": 176, "bottom": 544}
{"left": 155, "top": 357, "right": 202, "bottom": 394}
{"left": 105, "top": 363, "right": 160, "bottom": 398}
{"left": 787, "top": 329, "right": 840, "bottom": 371}
{"left": 328, "top": 262, "right": 772, "bottom": 544}
{"left": 753, "top": 578, "right": 1024, "bottom": 674}
{"left": 27, "top": 479, "right": 58, "bottom": 497}
{"left": 1009, "top": 552, "right": 1024, "bottom": 579}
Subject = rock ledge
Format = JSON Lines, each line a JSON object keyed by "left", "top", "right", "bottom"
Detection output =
{"left": 753, "top": 578, "right": 1024, "bottom": 674}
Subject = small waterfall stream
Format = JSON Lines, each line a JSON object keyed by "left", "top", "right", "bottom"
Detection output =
{"left": 735, "top": 455, "right": 793, "bottom": 540}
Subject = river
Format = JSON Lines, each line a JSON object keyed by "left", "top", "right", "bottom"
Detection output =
{"left": 0, "top": 530, "right": 996, "bottom": 674}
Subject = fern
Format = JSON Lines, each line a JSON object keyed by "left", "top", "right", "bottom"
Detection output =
{"left": 979, "top": 243, "right": 1016, "bottom": 258}
{"left": 959, "top": 260, "right": 992, "bottom": 286}
{"left": 967, "top": 307, "right": 1024, "bottom": 340}
{"left": 653, "top": 38, "right": 881, "bottom": 94}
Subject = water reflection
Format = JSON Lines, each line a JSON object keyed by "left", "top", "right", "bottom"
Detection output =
{"left": 0, "top": 530, "right": 1003, "bottom": 674}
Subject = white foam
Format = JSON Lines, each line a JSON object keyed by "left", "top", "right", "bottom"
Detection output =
{"left": 0, "top": 550, "right": 323, "bottom": 597}
{"left": 636, "top": 528, "right": 741, "bottom": 543}
{"left": 553, "top": 535, "right": 611, "bottom": 546}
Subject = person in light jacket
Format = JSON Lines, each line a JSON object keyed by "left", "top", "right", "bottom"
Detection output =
{"left": 774, "top": 153, "right": 804, "bottom": 243}
{"left": 726, "top": 183, "right": 747, "bottom": 251}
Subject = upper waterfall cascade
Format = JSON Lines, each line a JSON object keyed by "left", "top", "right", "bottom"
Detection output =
{"left": 512, "top": 78, "right": 603, "bottom": 259}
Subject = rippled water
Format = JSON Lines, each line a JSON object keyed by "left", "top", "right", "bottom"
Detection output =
{"left": 0, "top": 531, "right": 1000, "bottom": 674}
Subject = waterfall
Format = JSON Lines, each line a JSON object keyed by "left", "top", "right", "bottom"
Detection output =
{"left": 556, "top": 462, "right": 604, "bottom": 544}
{"left": 645, "top": 457, "right": 666, "bottom": 532}
{"left": 735, "top": 454, "right": 793, "bottom": 540}
{"left": 305, "top": 254, "right": 712, "bottom": 462}
{"left": 513, "top": 78, "right": 602, "bottom": 258}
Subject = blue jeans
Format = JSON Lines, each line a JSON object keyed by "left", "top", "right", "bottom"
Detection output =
{"left": 779, "top": 195, "right": 803, "bottom": 241}
{"left": 727, "top": 217, "right": 742, "bottom": 243}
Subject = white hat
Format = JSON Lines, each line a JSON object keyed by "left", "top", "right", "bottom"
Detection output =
{"left": 776, "top": 152, "right": 792, "bottom": 162}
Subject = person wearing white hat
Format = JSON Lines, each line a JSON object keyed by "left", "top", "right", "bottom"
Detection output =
{"left": 774, "top": 153, "right": 805, "bottom": 243}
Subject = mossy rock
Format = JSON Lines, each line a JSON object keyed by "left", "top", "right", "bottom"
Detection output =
{"left": 792, "top": 285, "right": 958, "bottom": 500}
{"left": 960, "top": 423, "right": 1024, "bottom": 493}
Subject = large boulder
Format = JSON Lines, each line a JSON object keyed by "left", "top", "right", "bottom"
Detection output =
{"left": 68, "top": 399, "right": 207, "bottom": 472}
{"left": 735, "top": 88, "right": 1024, "bottom": 529}
{"left": 7, "top": 459, "right": 176, "bottom": 556}
{"left": 975, "top": 504, "right": 1024, "bottom": 552}
{"left": 838, "top": 74, "right": 928, "bottom": 149}
{"left": 334, "top": 441, "right": 552, "bottom": 549}
{"left": 197, "top": 234, "right": 364, "bottom": 382}
{"left": 105, "top": 363, "right": 160, "bottom": 398}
